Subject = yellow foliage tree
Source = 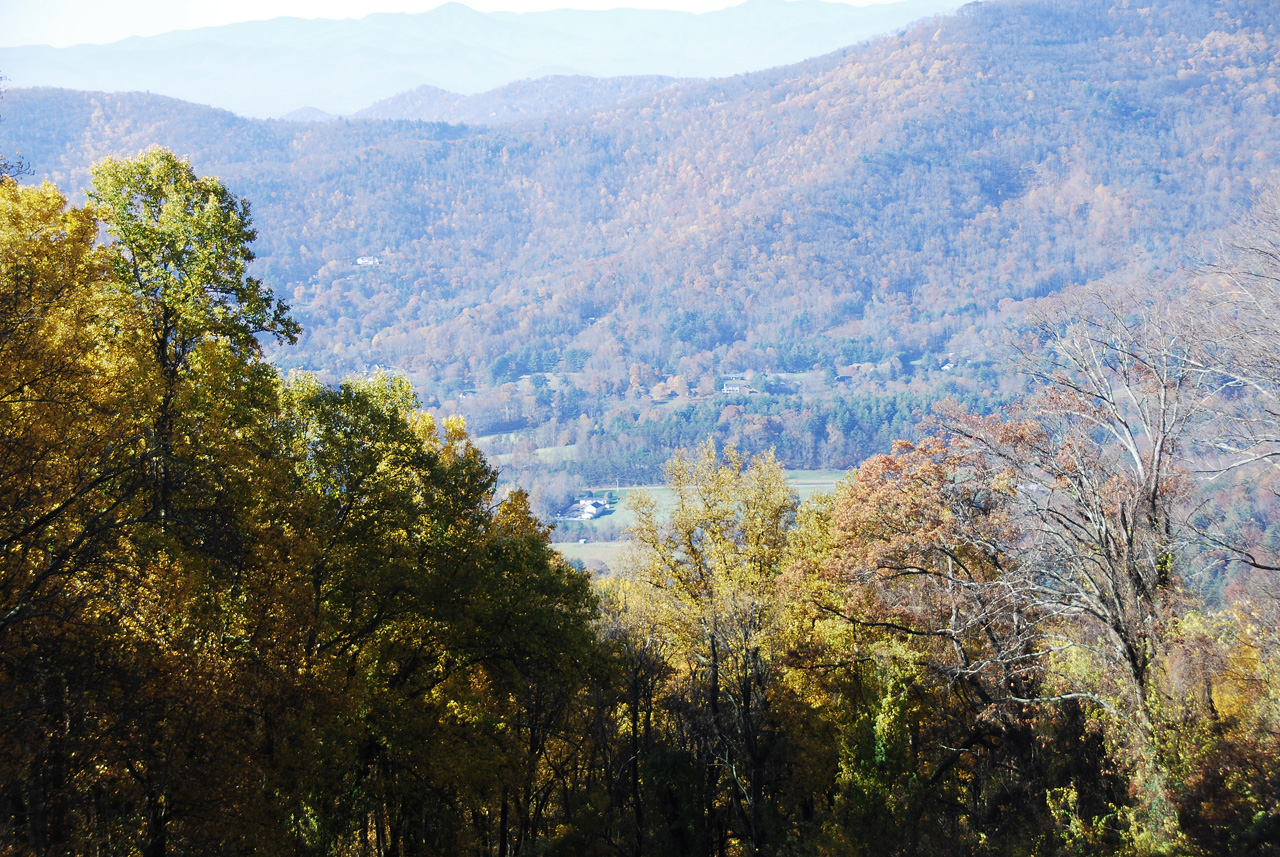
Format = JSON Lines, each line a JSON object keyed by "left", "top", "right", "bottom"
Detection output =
{"left": 626, "top": 439, "right": 798, "bottom": 853}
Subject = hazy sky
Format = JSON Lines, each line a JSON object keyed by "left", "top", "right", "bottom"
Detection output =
{"left": 4, "top": 0, "right": 911, "bottom": 48}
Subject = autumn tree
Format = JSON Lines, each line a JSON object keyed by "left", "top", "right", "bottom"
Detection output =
{"left": 88, "top": 147, "right": 298, "bottom": 527}
{"left": 1198, "top": 187, "right": 1280, "bottom": 469}
{"left": 1143, "top": 189, "right": 1280, "bottom": 853}
{"left": 826, "top": 436, "right": 1034, "bottom": 702}
{"left": 816, "top": 432, "right": 1139, "bottom": 854}
{"left": 625, "top": 440, "right": 798, "bottom": 855}
{"left": 590, "top": 577, "right": 675, "bottom": 856}
{"left": 270, "top": 373, "right": 601, "bottom": 855}
{"left": 949, "top": 285, "right": 1212, "bottom": 703}
{"left": 892, "top": 282, "right": 1240, "bottom": 853}
{"left": 0, "top": 179, "right": 143, "bottom": 852}
{"left": 0, "top": 78, "right": 28, "bottom": 180}
{"left": 0, "top": 181, "right": 122, "bottom": 639}
{"left": 2, "top": 155, "right": 609, "bottom": 855}
{"left": 0, "top": 161, "right": 297, "bottom": 853}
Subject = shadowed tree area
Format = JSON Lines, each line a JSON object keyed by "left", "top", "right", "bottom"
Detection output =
{"left": 0, "top": 155, "right": 597, "bottom": 856}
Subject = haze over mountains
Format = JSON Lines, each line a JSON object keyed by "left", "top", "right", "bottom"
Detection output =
{"left": 3, "top": 0, "right": 1279, "bottom": 493}
{"left": 0, "top": 0, "right": 964, "bottom": 118}
{"left": 350, "top": 75, "right": 687, "bottom": 125}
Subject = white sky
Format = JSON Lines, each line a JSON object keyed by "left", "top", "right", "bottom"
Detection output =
{"left": 4, "top": 0, "right": 910, "bottom": 48}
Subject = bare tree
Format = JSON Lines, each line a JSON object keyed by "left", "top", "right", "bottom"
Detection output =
{"left": 899, "top": 286, "right": 1230, "bottom": 846}
{"left": 1190, "top": 188, "right": 1280, "bottom": 465}
{"left": 935, "top": 284, "right": 1222, "bottom": 705}
{"left": 820, "top": 286, "right": 1219, "bottom": 851}
{"left": 0, "top": 76, "right": 30, "bottom": 180}
{"left": 1187, "top": 189, "right": 1280, "bottom": 468}
{"left": 1142, "top": 187, "right": 1280, "bottom": 577}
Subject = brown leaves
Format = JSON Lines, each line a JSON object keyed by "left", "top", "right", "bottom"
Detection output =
{"left": 828, "top": 436, "right": 1016, "bottom": 590}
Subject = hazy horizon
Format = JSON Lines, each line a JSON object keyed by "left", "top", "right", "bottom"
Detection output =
{"left": 0, "top": 0, "right": 967, "bottom": 117}
{"left": 3, "top": 0, "right": 926, "bottom": 48}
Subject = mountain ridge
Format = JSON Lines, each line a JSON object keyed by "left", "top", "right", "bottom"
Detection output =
{"left": 0, "top": 0, "right": 965, "bottom": 117}
{"left": 353, "top": 75, "right": 688, "bottom": 124}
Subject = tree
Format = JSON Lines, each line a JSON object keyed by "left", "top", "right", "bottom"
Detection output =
{"left": 0, "top": 179, "right": 141, "bottom": 852}
{"left": 274, "top": 373, "right": 601, "bottom": 856}
{"left": 0, "top": 77, "right": 29, "bottom": 180}
{"left": 826, "top": 436, "right": 1034, "bottom": 703}
{"left": 1198, "top": 187, "right": 1280, "bottom": 472}
{"left": 592, "top": 577, "right": 675, "bottom": 857}
{"left": 947, "top": 284, "right": 1211, "bottom": 706}
{"left": 0, "top": 167, "right": 303, "bottom": 856}
{"left": 1172, "top": 188, "right": 1280, "bottom": 578}
{"left": 88, "top": 147, "right": 298, "bottom": 526}
{"left": 792, "top": 281, "right": 1232, "bottom": 853}
{"left": 46, "top": 150, "right": 306, "bottom": 857}
{"left": 626, "top": 440, "right": 798, "bottom": 854}
{"left": 0, "top": 159, "right": 624, "bottom": 856}
{"left": 818, "top": 431, "right": 1145, "bottom": 855}
{"left": 0, "top": 180, "right": 123, "bottom": 638}
{"left": 913, "top": 284, "right": 1227, "bottom": 851}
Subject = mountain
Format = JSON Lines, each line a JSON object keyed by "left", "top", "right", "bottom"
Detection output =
{"left": 353, "top": 75, "right": 686, "bottom": 125}
{"left": 281, "top": 106, "right": 340, "bottom": 123}
{"left": 0, "top": 0, "right": 966, "bottom": 118}
{"left": 3, "top": 0, "right": 1279, "bottom": 494}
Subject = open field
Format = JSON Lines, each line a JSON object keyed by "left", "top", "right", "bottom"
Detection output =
{"left": 552, "top": 540, "right": 629, "bottom": 566}
{"left": 564, "top": 486, "right": 676, "bottom": 531}
{"left": 489, "top": 443, "right": 580, "bottom": 467}
{"left": 786, "top": 469, "right": 849, "bottom": 501}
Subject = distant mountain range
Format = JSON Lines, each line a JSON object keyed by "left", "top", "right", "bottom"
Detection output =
{"left": 0, "top": 0, "right": 965, "bottom": 118}
{"left": 2, "top": 0, "right": 1278, "bottom": 487}
{"left": 351, "top": 75, "right": 686, "bottom": 125}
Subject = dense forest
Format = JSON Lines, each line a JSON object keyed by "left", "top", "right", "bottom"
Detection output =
{"left": 4, "top": 148, "right": 1280, "bottom": 855}
{"left": 3, "top": 0, "right": 1280, "bottom": 504}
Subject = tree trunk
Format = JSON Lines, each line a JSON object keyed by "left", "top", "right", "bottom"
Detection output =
{"left": 142, "top": 787, "right": 166, "bottom": 857}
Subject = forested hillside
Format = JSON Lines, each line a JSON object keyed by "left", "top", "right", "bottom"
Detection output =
{"left": 3, "top": 0, "right": 1279, "bottom": 503}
